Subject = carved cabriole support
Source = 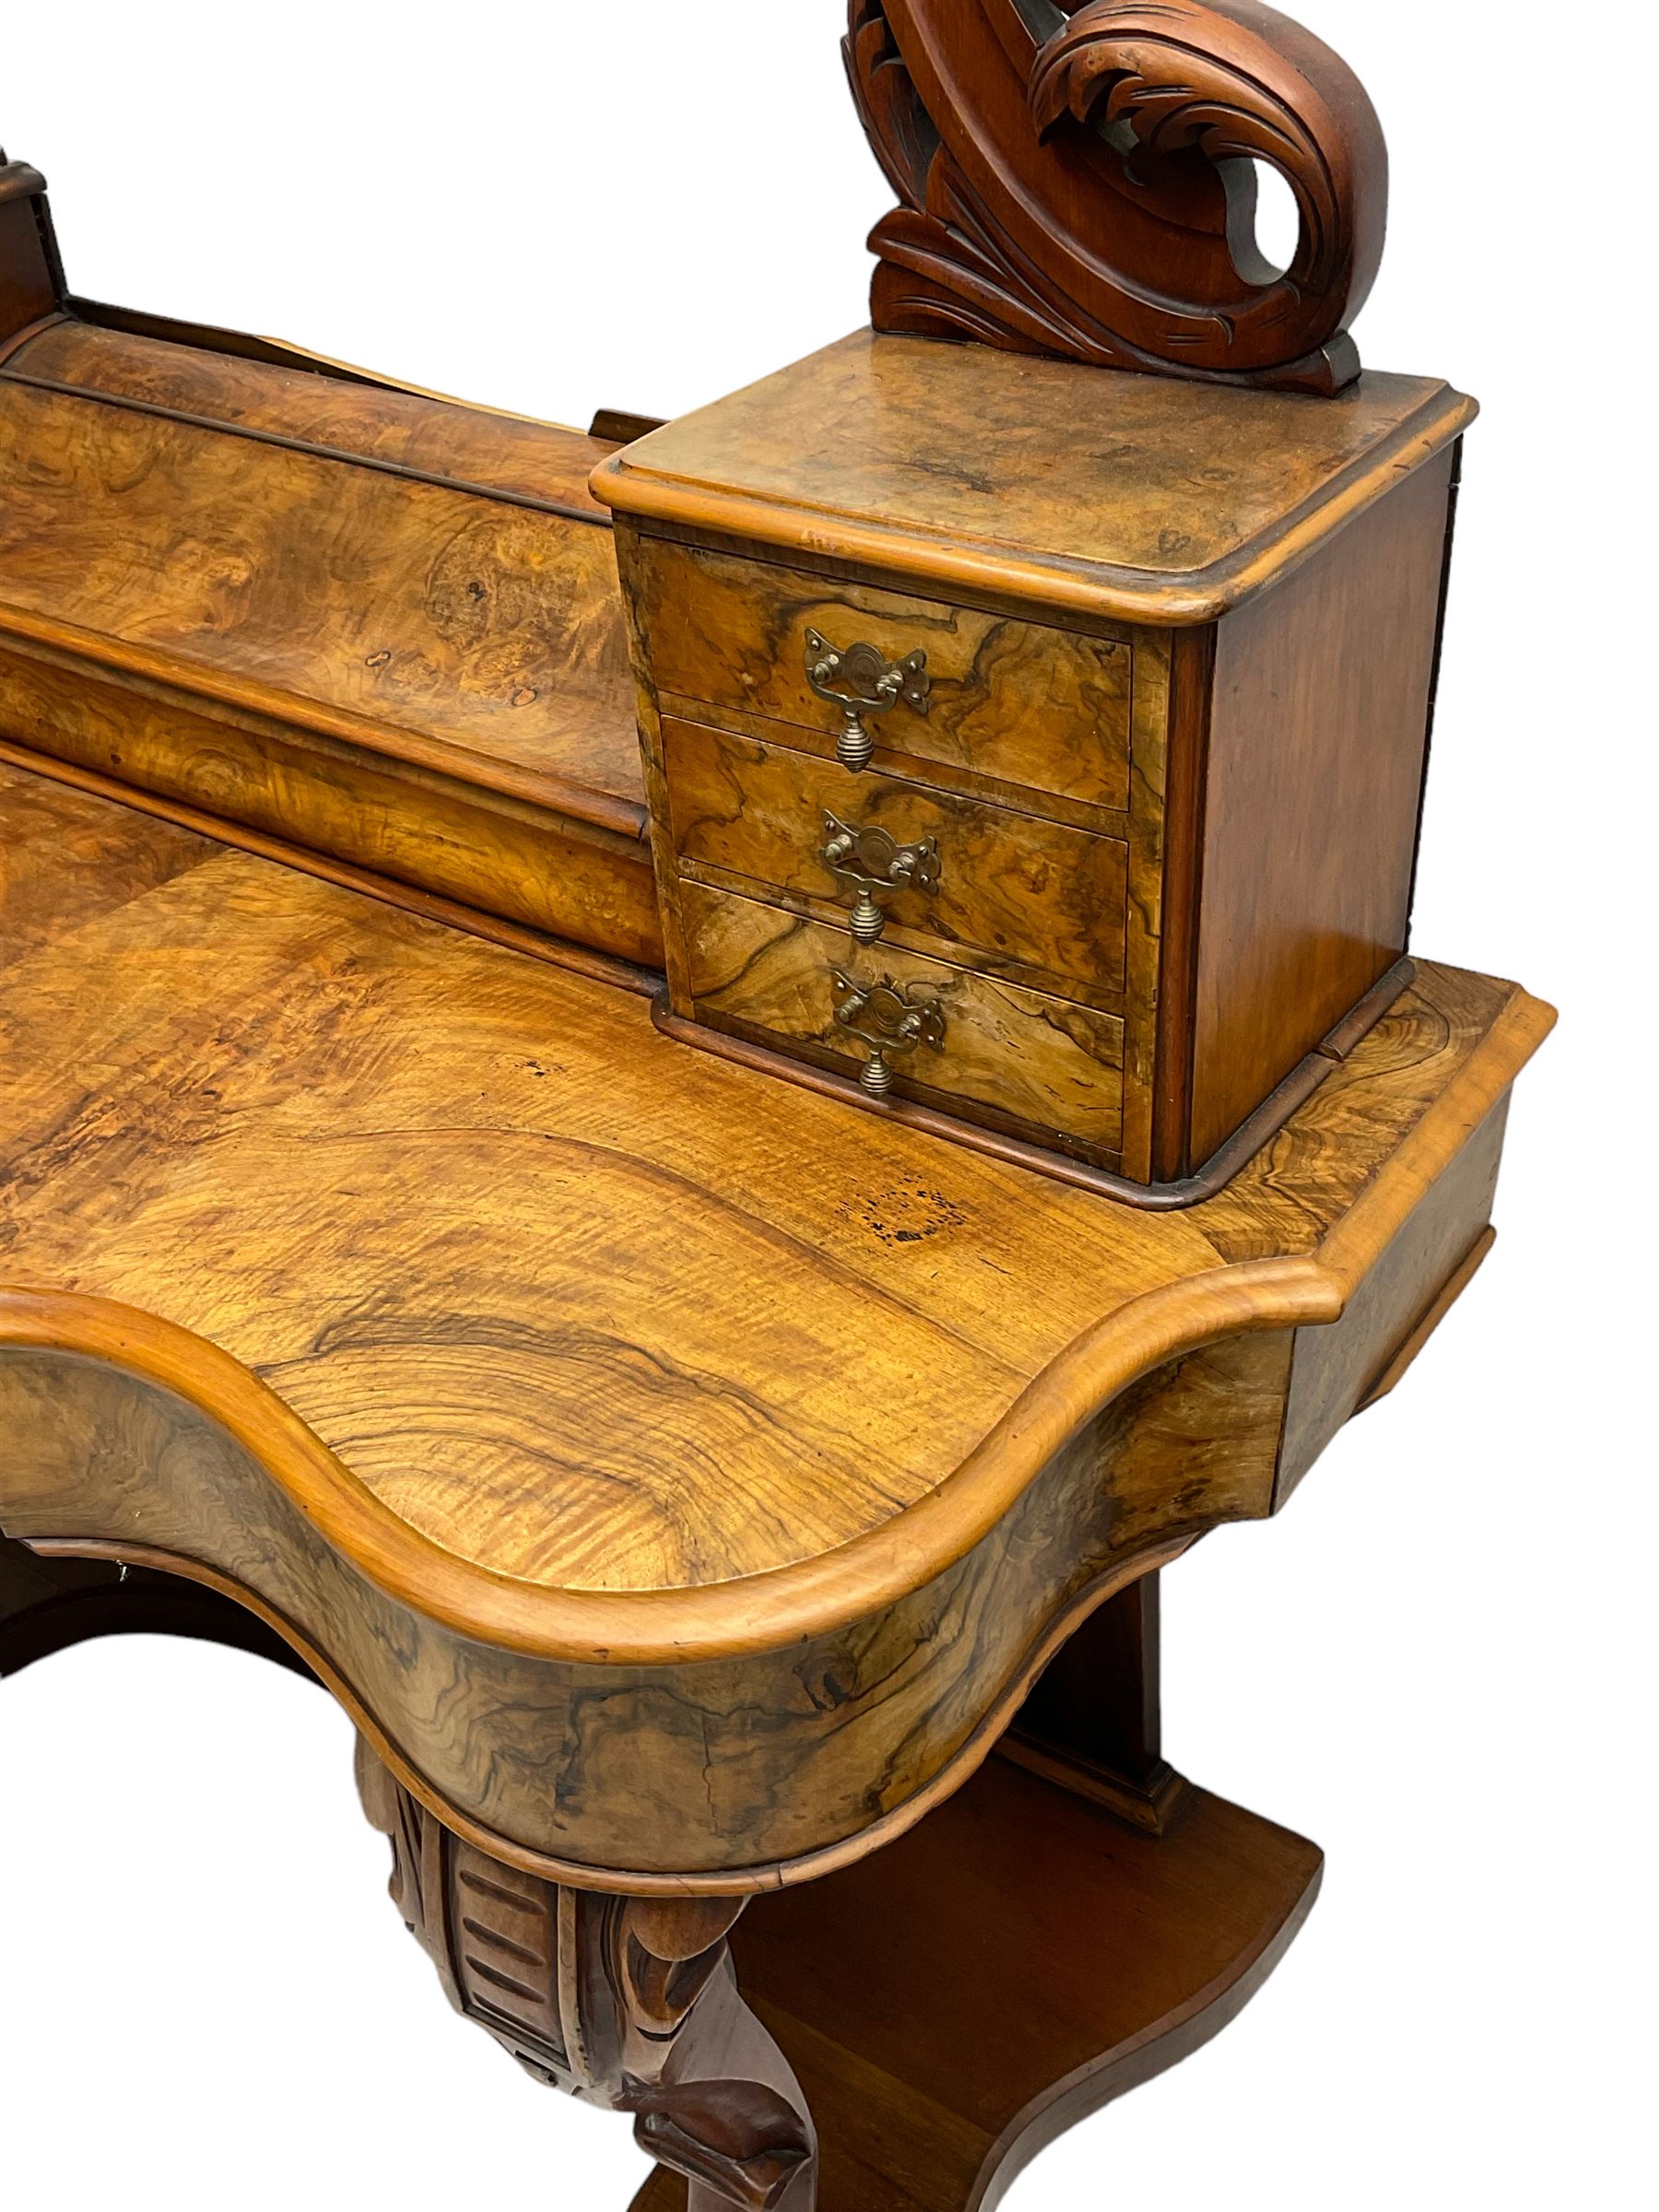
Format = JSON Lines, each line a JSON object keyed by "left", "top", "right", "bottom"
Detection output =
{"left": 355, "top": 1740, "right": 817, "bottom": 2211}
{"left": 845, "top": 0, "right": 1388, "bottom": 393}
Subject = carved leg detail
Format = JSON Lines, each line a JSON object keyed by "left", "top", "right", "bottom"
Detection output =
{"left": 356, "top": 1739, "right": 817, "bottom": 2210}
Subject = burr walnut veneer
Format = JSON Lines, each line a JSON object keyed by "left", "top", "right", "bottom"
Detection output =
{"left": 0, "top": 21, "right": 1551, "bottom": 2203}
{"left": 597, "top": 334, "right": 1471, "bottom": 1195}
{"left": 0, "top": 767, "right": 1551, "bottom": 2204}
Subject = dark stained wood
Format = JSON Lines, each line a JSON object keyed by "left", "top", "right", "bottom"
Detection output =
{"left": 1151, "top": 623, "right": 1217, "bottom": 1181}
{"left": 1003, "top": 1571, "right": 1185, "bottom": 1833}
{"left": 635, "top": 1755, "right": 1324, "bottom": 2210}
{"left": 0, "top": 205, "right": 53, "bottom": 347}
{"left": 846, "top": 0, "right": 1387, "bottom": 394}
{"left": 1187, "top": 448, "right": 1457, "bottom": 1164}
{"left": 357, "top": 1741, "right": 818, "bottom": 2210}
{"left": 0, "top": 1528, "right": 309, "bottom": 1681}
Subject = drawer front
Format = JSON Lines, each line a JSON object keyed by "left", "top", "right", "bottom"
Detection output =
{"left": 637, "top": 539, "right": 1132, "bottom": 813}
{"left": 679, "top": 882, "right": 1124, "bottom": 1155}
{"left": 664, "top": 716, "right": 1128, "bottom": 998}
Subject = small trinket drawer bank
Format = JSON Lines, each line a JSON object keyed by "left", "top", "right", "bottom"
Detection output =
{"left": 1, "top": 5, "right": 1552, "bottom": 2208}
{"left": 599, "top": 338, "right": 1469, "bottom": 1194}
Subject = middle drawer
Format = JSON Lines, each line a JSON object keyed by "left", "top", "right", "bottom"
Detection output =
{"left": 663, "top": 715, "right": 1129, "bottom": 1002}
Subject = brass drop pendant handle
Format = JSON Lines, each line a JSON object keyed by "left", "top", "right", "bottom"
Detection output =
{"left": 804, "top": 630, "right": 931, "bottom": 770}
{"left": 830, "top": 970, "right": 947, "bottom": 1098}
{"left": 821, "top": 812, "right": 942, "bottom": 945}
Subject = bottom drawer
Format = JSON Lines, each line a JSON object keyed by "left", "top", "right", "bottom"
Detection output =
{"left": 678, "top": 881, "right": 1124, "bottom": 1158}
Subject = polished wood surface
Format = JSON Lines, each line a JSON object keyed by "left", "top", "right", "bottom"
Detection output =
{"left": 631, "top": 535, "right": 1133, "bottom": 809}
{"left": 594, "top": 332, "right": 1475, "bottom": 625}
{"left": 0, "top": 770, "right": 1551, "bottom": 1885}
{"left": 0, "top": 41, "right": 1549, "bottom": 2206}
{"left": 677, "top": 877, "right": 1128, "bottom": 1159}
{"left": 0, "top": 156, "right": 57, "bottom": 345}
{"left": 0, "top": 369, "right": 641, "bottom": 821}
{"left": 606, "top": 332, "right": 1468, "bottom": 1187}
{"left": 356, "top": 1739, "right": 818, "bottom": 2212}
{"left": 847, "top": 0, "right": 1386, "bottom": 394}
{"left": 12, "top": 317, "right": 621, "bottom": 513}
{"left": 664, "top": 713, "right": 1130, "bottom": 1002}
{"left": 636, "top": 1756, "right": 1323, "bottom": 2211}
{"left": 0, "top": 647, "right": 665, "bottom": 970}
{"left": 1178, "top": 443, "right": 1459, "bottom": 1165}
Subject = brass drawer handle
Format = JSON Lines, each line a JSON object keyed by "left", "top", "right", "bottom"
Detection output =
{"left": 821, "top": 812, "right": 942, "bottom": 945}
{"left": 831, "top": 969, "right": 947, "bottom": 1099}
{"left": 804, "top": 630, "right": 931, "bottom": 770}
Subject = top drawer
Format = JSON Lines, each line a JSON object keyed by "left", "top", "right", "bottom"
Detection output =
{"left": 632, "top": 539, "right": 1133, "bottom": 814}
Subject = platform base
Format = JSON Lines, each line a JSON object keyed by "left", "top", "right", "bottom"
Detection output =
{"left": 633, "top": 1755, "right": 1322, "bottom": 2212}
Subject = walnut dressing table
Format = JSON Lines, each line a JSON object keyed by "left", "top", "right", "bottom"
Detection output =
{"left": 0, "top": 6, "right": 1551, "bottom": 2208}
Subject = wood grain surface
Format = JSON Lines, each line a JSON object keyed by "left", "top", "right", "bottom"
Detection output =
{"left": 636, "top": 1759, "right": 1324, "bottom": 2210}
{"left": 0, "top": 359, "right": 643, "bottom": 825}
{"left": 0, "top": 637, "right": 664, "bottom": 968}
{"left": 847, "top": 0, "right": 1386, "bottom": 394}
{"left": 1186, "top": 449, "right": 1458, "bottom": 1162}
{"left": 0, "top": 771, "right": 1552, "bottom": 1880}
{"left": 677, "top": 879, "right": 1127, "bottom": 1157}
{"left": 629, "top": 535, "right": 1133, "bottom": 810}
{"left": 9, "top": 318, "right": 621, "bottom": 514}
{"left": 664, "top": 714, "right": 1129, "bottom": 1000}
{"left": 594, "top": 333, "right": 1476, "bottom": 625}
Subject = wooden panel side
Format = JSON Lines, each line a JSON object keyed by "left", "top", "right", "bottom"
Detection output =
{"left": 0, "top": 641, "right": 665, "bottom": 969}
{"left": 9, "top": 318, "right": 620, "bottom": 513}
{"left": 664, "top": 714, "right": 1128, "bottom": 999}
{"left": 610, "top": 520, "right": 695, "bottom": 1010}
{"left": 634, "top": 538, "right": 1134, "bottom": 812}
{"left": 1277, "top": 1094, "right": 1511, "bottom": 1500}
{"left": 1188, "top": 453, "right": 1456, "bottom": 1164}
{"left": 0, "top": 377, "right": 642, "bottom": 811}
{"left": 1150, "top": 623, "right": 1216, "bottom": 1181}
{"left": 679, "top": 880, "right": 1125, "bottom": 1158}
{"left": 1, "top": 198, "right": 55, "bottom": 347}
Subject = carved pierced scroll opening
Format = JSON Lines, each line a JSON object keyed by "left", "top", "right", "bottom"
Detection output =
{"left": 1224, "top": 157, "right": 1302, "bottom": 285}
{"left": 846, "top": 0, "right": 1389, "bottom": 394}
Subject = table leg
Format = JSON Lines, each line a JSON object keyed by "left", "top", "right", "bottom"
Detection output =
{"left": 355, "top": 1739, "right": 818, "bottom": 2211}
{"left": 1000, "top": 1570, "right": 1188, "bottom": 1832}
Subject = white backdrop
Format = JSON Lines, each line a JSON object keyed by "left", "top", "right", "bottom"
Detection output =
{"left": 1, "top": 5, "right": 1649, "bottom": 2208}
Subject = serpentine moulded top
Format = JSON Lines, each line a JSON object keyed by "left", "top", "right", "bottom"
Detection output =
{"left": 594, "top": 332, "right": 1476, "bottom": 626}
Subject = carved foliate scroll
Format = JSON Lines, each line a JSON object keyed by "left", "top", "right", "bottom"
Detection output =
{"left": 356, "top": 1742, "right": 817, "bottom": 2209}
{"left": 844, "top": 0, "right": 1388, "bottom": 393}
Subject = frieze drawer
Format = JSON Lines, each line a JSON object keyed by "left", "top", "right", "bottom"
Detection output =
{"left": 677, "top": 880, "right": 1125, "bottom": 1160}
{"left": 663, "top": 715, "right": 1129, "bottom": 1002}
{"left": 632, "top": 538, "right": 1133, "bottom": 814}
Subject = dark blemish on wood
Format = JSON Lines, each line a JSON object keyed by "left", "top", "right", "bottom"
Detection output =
{"left": 839, "top": 1177, "right": 967, "bottom": 1247}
